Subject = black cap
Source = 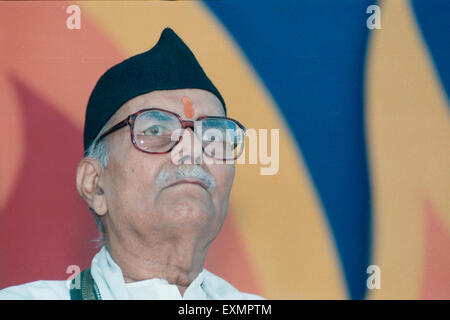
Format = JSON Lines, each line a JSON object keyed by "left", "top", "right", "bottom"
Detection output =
{"left": 83, "top": 27, "right": 226, "bottom": 152}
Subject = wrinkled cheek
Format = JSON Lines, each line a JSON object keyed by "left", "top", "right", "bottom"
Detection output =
{"left": 214, "top": 163, "right": 234, "bottom": 198}
{"left": 104, "top": 166, "right": 136, "bottom": 215}
{"left": 222, "top": 167, "right": 235, "bottom": 199}
{"left": 212, "top": 187, "right": 232, "bottom": 223}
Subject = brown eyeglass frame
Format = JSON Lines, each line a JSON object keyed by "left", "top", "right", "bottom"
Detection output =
{"left": 96, "top": 108, "right": 246, "bottom": 160}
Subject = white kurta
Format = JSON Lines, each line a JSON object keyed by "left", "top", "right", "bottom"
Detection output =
{"left": 0, "top": 247, "right": 263, "bottom": 300}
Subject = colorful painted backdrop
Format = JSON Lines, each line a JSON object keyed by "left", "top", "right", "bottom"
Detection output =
{"left": 0, "top": 0, "right": 448, "bottom": 299}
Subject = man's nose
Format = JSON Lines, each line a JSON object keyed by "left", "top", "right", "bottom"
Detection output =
{"left": 171, "top": 127, "right": 203, "bottom": 165}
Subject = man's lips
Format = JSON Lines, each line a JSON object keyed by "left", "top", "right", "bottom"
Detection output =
{"left": 165, "top": 179, "right": 208, "bottom": 190}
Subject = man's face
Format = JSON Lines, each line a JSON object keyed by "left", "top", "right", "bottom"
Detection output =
{"left": 99, "top": 89, "right": 235, "bottom": 245}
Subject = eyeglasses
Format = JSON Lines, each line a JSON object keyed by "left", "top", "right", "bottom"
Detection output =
{"left": 96, "top": 108, "right": 246, "bottom": 161}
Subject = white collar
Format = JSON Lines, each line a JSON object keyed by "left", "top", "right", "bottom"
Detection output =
{"left": 125, "top": 269, "right": 206, "bottom": 300}
{"left": 89, "top": 246, "right": 253, "bottom": 300}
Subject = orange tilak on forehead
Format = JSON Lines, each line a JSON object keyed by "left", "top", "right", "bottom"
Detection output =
{"left": 182, "top": 96, "right": 195, "bottom": 118}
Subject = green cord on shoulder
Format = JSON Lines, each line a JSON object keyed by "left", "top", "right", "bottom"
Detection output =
{"left": 69, "top": 268, "right": 101, "bottom": 300}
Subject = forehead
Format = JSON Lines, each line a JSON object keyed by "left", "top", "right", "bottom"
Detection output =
{"left": 110, "top": 89, "right": 225, "bottom": 123}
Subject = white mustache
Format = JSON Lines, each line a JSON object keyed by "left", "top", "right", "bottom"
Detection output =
{"left": 155, "top": 165, "right": 216, "bottom": 191}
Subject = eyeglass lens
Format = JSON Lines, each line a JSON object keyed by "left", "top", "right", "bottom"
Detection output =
{"left": 133, "top": 110, "right": 244, "bottom": 160}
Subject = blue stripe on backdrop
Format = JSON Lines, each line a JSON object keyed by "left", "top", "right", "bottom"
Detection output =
{"left": 411, "top": 0, "right": 450, "bottom": 105}
{"left": 204, "top": 0, "right": 376, "bottom": 299}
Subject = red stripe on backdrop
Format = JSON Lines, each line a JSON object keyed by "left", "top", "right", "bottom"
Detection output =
{"left": 0, "top": 1, "right": 126, "bottom": 288}
{"left": 0, "top": 2, "right": 124, "bottom": 126}
{"left": 0, "top": 77, "right": 98, "bottom": 287}
{"left": 0, "top": 2, "right": 260, "bottom": 292}
{"left": 421, "top": 196, "right": 450, "bottom": 299}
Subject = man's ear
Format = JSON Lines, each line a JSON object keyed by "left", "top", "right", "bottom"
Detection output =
{"left": 76, "top": 158, "right": 108, "bottom": 216}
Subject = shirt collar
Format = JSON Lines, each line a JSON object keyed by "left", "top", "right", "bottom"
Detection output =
{"left": 90, "top": 246, "right": 207, "bottom": 300}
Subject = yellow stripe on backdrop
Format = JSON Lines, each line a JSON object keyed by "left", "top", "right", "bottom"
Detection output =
{"left": 77, "top": 1, "right": 347, "bottom": 299}
{"left": 366, "top": 0, "right": 450, "bottom": 299}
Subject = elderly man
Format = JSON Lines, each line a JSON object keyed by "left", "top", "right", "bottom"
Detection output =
{"left": 0, "top": 28, "right": 261, "bottom": 300}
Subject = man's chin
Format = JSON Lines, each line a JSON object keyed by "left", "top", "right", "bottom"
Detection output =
{"left": 156, "top": 191, "right": 213, "bottom": 216}
{"left": 162, "top": 208, "right": 214, "bottom": 230}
